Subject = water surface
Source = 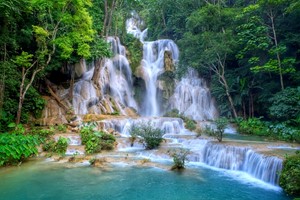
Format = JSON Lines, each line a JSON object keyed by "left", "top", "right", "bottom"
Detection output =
{"left": 0, "top": 161, "right": 291, "bottom": 200}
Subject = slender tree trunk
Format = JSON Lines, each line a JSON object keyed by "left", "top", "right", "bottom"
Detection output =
{"left": 106, "top": 0, "right": 117, "bottom": 37}
{"left": 212, "top": 55, "right": 238, "bottom": 119}
{"left": 269, "top": 10, "right": 284, "bottom": 90}
{"left": 16, "top": 67, "right": 26, "bottom": 124}
{"left": 102, "top": 0, "right": 108, "bottom": 37}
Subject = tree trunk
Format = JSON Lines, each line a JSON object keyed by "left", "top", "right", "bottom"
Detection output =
{"left": 102, "top": 0, "right": 108, "bottom": 37}
{"left": 106, "top": 0, "right": 117, "bottom": 37}
{"left": 269, "top": 10, "right": 284, "bottom": 90}
{"left": 16, "top": 67, "right": 26, "bottom": 124}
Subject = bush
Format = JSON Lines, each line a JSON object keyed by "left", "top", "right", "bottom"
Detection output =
{"left": 80, "top": 124, "right": 115, "bottom": 154}
{"left": 130, "top": 123, "right": 164, "bottom": 150}
{"left": 55, "top": 137, "right": 69, "bottom": 155}
{"left": 42, "top": 137, "right": 69, "bottom": 155}
{"left": 203, "top": 117, "right": 228, "bottom": 142}
{"left": 267, "top": 123, "right": 300, "bottom": 143}
{"left": 164, "top": 109, "right": 197, "bottom": 131}
{"left": 42, "top": 140, "right": 56, "bottom": 151}
{"left": 57, "top": 124, "right": 67, "bottom": 133}
{"left": 168, "top": 148, "right": 190, "bottom": 170}
{"left": 279, "top": 151, "right": 300, "bottom": 195}
{"left": 269, "top": 87, "right": 300, "bottom": 121}
{"left": 237, "top": 117, "right": 269, "bottom": 136}
{"left": 0, "top": 134, "right": 40, "bottom": 166}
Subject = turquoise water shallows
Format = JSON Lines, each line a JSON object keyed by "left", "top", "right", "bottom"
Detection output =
{"left": 0, "top": 161, "right": 291, "bottom": 200}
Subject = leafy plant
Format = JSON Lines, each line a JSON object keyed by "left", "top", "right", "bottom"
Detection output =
{"left": 55, "top": 137, "right": 69, "bottom": 155}
{"left": 164, "top": 109, "right": 197, "bottom": 131}
{"left": 279, "top": 151, "right": 300, "bottom": 195}
{"left": 204, "top": 118, "right": 228, "bottom": 142}
{"left": 42, "top": 137, "right": 68, "bottom": 155}
{"left": 269, "top": 87, "right": 300, "bottom": 121}
{"left": 57, "top": 124, "right": 67, "bottom": 133}
{"left": 0, "top": 134, "right": 40, "bottom": 166}
{"left": 168, "top": 148, "right": 190, "bottom": 170}
{"left": 130, "top": 123, "right": 164, "bottom": 149}
{"left": 237, "top": 117, "right": 269, "bottom": 136}
{"left": 42, "top": 140, "right": 56, "bottom": 152}
{"left": 80, "top": 124, "right": 115, "bottom": 154}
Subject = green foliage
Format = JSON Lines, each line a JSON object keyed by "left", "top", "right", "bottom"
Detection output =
{"left": 164, "top": 109, "right": 197, "bottom": 131}
{"left": 0, "top": 134, "right": 40, "bottom": 166}
{"left": 279, "top": 151, "right": 300, "bottom": 195}
{"left": 57, "top": 124, "right": 67, "bottom": 133}
{"left": 42, "top": 140, "right": 56, "bottom": 152}
{"left": 168, "top": 148, "right": 190, "bottom": 170}
{"left": 237, "top": 117, "right": 269, "bottom": 136}
{"left": 42, "top": 137, "right": 68, "bottom": 155}
{"left": 268, "top": 87, "right": 300, "bottom": 121}
{"left": 80, "top": 124, "right": 116, "bottom": 154}
{"left": 55, "top": 137, "right": 69, "bottom": 155}
{"left": 267, "top": 123, "right": 300, "bottom": 143}
{"left": 204, "top": 118, "right": 228, "bottom": 142}
{"left": 130, "top": 123, "right": 164, "bottom": 150}
{"left": 121, "top": 34, "right": 143, "bottom": 73}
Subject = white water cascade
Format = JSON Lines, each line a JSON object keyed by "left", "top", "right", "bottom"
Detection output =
{"left": 72, "top": 37, "right": 138, "bottom": 115}
{"left": 169, "top": 68, "right": 218, "bottom": 120}
{"left": 97, "top": 117, "right": 283, "bottom": 186}
{"left": 126, "top": 13, "right": 179, "bottom": 116}
{"left": 141, "top": 40, "right": 179, "bottom": 116}
{"left": 187, "top": 142, "right": 282, "bottom": 185}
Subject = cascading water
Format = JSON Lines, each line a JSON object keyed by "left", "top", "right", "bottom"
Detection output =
{"left": 187, "top": 142, "right": 282, "bottom": 185}
{"left": 169, "top": 68, "right": 218, "bottom": 120}
{"left": 72, "top": 37, "right": 138, "bottom": 115}
{"left": 140, "top": 40, "right": 179, "bottom": 116}
{"left": 64, "top": 12, "right": 286, "bottom": 188}
{"left": 126, "top": 13, "right": 179, "bottom": 116}
{"left": 98, "top": 117, "right": 283, "bottom": 186}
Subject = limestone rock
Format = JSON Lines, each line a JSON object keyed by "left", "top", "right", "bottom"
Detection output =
{"left": 164, "top": 50, "right": 174, "bottom": 72}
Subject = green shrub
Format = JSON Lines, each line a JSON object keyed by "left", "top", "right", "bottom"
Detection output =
{"left": 0, "top": 134, "right": 40, "bottom": 166}
{"left": 130, "top": 123, "right": 164, "bottom": 149}
{"left": 57, "top": 124, "right": 67, "bottom": 133}
{"left": 203, "top": 117, "right": 228, "bottom": 142}
{"left": 237, "top": 117, "right": 269, "bottom": 136}
{"left": 267, "top": 123, "right": 300, "bottom": 143}
{"left": 164, "top": 109, "right": 197, "bottom": 131}
{"left": 279, "top": 151, "right": 300, "bottom": 195}
{"left": 55, "top": 137, "right": 69, "bottom": 155}
{"left": 80, "top": 124, "right": 116, "bottom": 154}
{"left": 168, "top": 148, "right": 190, "bottom": 170}
{"left": 42, "top": 137, "right": 68, "bottom": 155}
{"left": 185, "top": 119, "right": 197, "bottom": 131}
{"left": 42, "top": 139, "right": 56, "bottom": 151}
{"left": 269, "top": 87, "right": 300, "bottom": 121}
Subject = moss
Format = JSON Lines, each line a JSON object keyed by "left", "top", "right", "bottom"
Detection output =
{"left": 121, "top": 34, "right": 143, "bottom": 74}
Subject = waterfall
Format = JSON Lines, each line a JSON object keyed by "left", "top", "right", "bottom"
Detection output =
{"left": 188, "top": 142, "right": 283, "bottom": 185}
{"left": 72, "top": 37, "right": 138, "bottom": 115}
{"left": 141, "top": 40, "right": 179, "bottom": 116}
{"left": 126, "top": 13, "right": 179, "bottom": 116}
{"left": 97, "top": 116, "right": 282, "bottom": 186}
{"left": 169, "top": 68, "right": 218, "bottom": 121}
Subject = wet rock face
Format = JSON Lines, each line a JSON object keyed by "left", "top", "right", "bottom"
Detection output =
{"left": 37, "top": 97, "right": 68, "bottom": 125}
{"left": 164, "top": 50, "right": 175, "bottom": 72}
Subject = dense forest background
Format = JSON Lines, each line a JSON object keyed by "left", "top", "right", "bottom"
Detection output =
{"left": 0, "top": 0, "right": 299, "bottom": 132}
